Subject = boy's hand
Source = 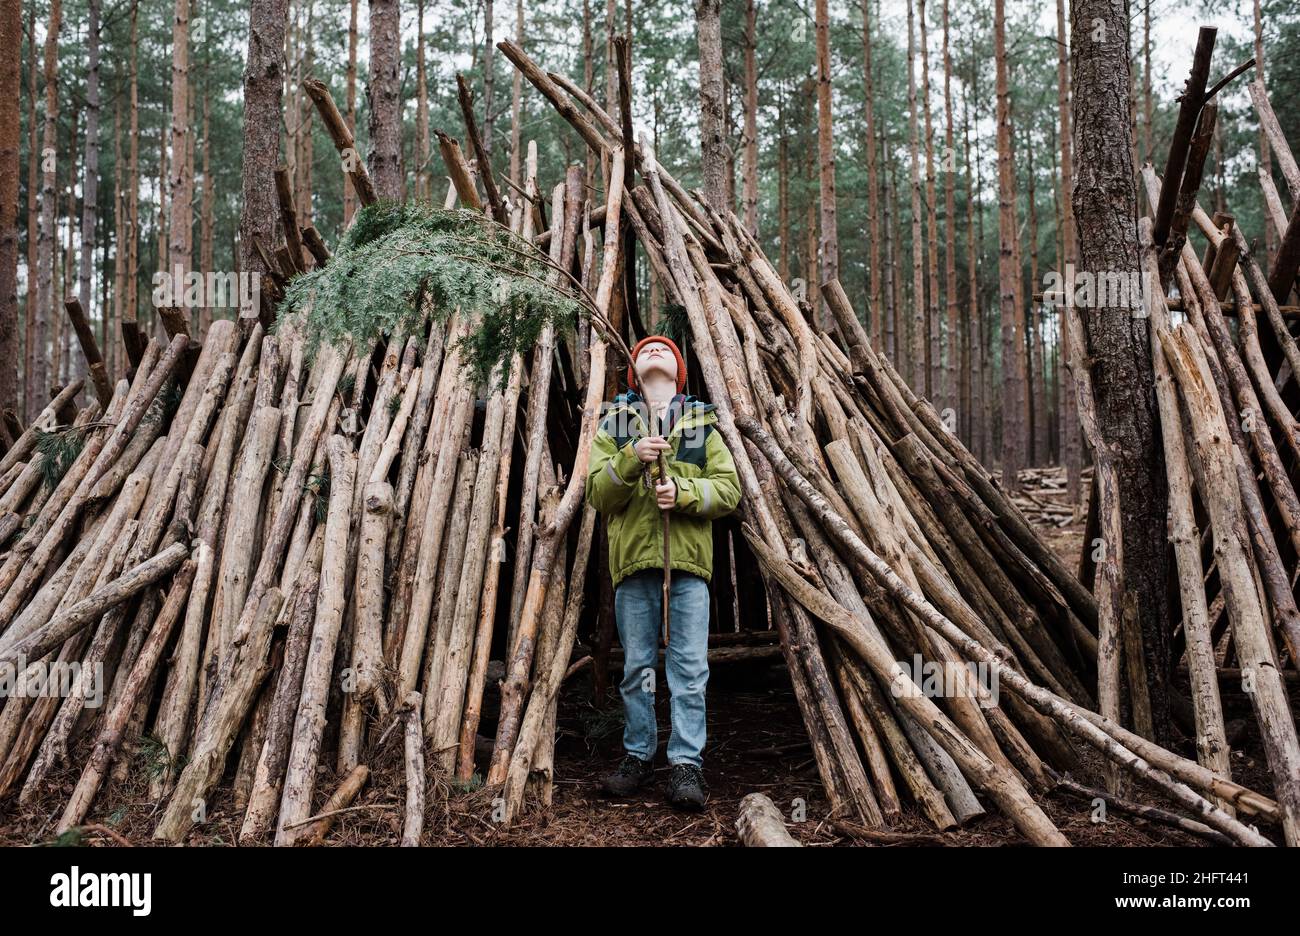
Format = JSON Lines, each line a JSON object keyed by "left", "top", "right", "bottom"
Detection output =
{"left": 634, "top": 436, "right": 671, "bottom": 464}
{"left": 655, "top": 479, "right": 677, "bottom": 510}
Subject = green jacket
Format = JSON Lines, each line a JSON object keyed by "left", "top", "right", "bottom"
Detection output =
{"left": 585, "top": 392, "right": 742, "bottom": 588}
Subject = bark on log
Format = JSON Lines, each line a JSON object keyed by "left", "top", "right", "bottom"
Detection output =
{"left": 735, "top": 792, "right": 802, "bottom": 847}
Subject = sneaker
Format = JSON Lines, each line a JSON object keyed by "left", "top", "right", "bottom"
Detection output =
{"left": 599, "top": 755, "right": 655, "bottom": 797}
{"left": 666, "top": 763, "right": 708, "bottom": 811}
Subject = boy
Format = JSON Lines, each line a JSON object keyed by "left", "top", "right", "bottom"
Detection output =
{"left": 584, "top": 335, "right": 742, "bottom": 810}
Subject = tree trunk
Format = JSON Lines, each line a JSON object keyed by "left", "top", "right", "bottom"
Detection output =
{"left": 508, "top": 0, "right": 524, "bottom": 186}
{"left": 484, "top": 0, "right": 494, "bottom": 161}
{"left": 239, "top": 0, "right": 288, "bottom": 288}
{"left": 1056, "top": 0, "right": 1082, "bottom": 510}
{"left": 73, "top": 0, "right": 101, "bottom": 388}
{"left": 367, "top": 0, "right": 401, "bottom": 202}
{"left": 920, "top": 0, "right": 940, "bottom": 401}
{"left": 963, "top": 65, "right": 983, "bottom": 461}
{"left": 0, "top": 0, "right": 18, "bottom": 417}
{"left": 294, "top": 2, "right": 314, "bottom": 231}
{"left": 1026, "top": 131, "right": 1046, "bottom": 465}
{"left": 695, "top": 0, "right": 727, "bottom": 214}
{"left": 33, "top": 0, "right": 62, "bottom": 417}
{"left": 862, "top": 0, "right": 882, "bottom": 349}
{"left": 777, "top": 91, "right": 789, "bottom": 281}
{"left": 741, "top": 0, "right": 758, "bottom": 236}
{"left": 1071, "top": 0, "right": 1171, "bottom": 744}
{"left": 994, "top": 0, "right": 1023, "bottom": 493}
{"left": 200, "top": 72, "right": 214, "bottom": 335}
{"left": 941, "top": 0, "right": 958, "bottom": 418}
{"left": 169, "top": 0, "right": 192, "bottom": 286}
{"left": 906, "top": 0, "right": 926, "bottom": 393}
{"left": 343, "top": 0, "right": 359, "bottom": 224}
{"left": 415, "top": 0, "right": 429, "bottom": 201}
{"left": 814, "top": 0, "right": 838, "bottom": 334}
{"left": 1255, "top": 0, "right": 1274, "bottom": 259}
{"left": 882, "top": 135, "right": 898, "bottom": 366}
{"left": 126, "top": 0, "right": 140, "bottom": 349}
{"left": 23, "top": 2, "right": 37, "bottom": 419}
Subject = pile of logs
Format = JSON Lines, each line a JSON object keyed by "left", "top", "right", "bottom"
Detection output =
{"left": 1118, "top": 28, "right": 1300, "bottom": 846}
{"left": 1005, "top": 466, "right": 1091, "bottom": 529}
{"left": 0, "top": 33, "right": 1290, "bottom": 848}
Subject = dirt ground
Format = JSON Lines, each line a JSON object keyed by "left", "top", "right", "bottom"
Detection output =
{"left": 0, "top": 473, "right": 1282, "bottom": 847}
{"left": 0, "top": 675, "right": 1227, "bottom": 847}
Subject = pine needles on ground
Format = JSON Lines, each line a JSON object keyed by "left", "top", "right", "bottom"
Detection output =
{"left": 280, "top": 203, "right": 585, "bottom": 384}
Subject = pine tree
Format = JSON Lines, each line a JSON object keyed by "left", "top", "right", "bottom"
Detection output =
{"left": 0, "top": 0, "right": 18, "bottom": 418}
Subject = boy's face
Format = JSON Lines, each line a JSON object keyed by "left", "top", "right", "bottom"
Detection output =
{"left": 634, "top": 341, "right": 677, "bottom": 387}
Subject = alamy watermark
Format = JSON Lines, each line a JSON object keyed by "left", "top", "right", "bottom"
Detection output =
{"left": 1041, "top": 263, "right": 1153, "bottom": 315}
{"left": 152, "top": 266, "right": 262, "bottom": 317}
{"left": 890, "top": 653, "right": 999, "bottom": 707}
{"left": 0, "top": 655, "right": 104, "bottom": 709}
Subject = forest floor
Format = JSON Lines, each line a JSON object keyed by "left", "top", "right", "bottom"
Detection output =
{"left": 1, "top": 469, "right": 1287, "bottom": 847}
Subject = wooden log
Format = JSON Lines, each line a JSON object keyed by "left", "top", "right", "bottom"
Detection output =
{"left": 435, "top": 130, "right": 482, "bottom": 212}
{"left": 1059, "top": 294, "right": 1125, "bottom": 778}
{"left": 1159, "top": 324, "right": 1300, "bottom": 846}
{"left": 1139, "top": 219, "right": 1232, "bottom": 794}
{"left": 301, "top": 225, "right": 331, "bottom": 267}
{"left": 506, "top": 183, "right": 565, "bottom": 649}
{"left": 455, "top": 74, "right": 507, "bottom": 225}
{"left": 1231, "top": 224, "right": 1300, "bottom": 388}
{"left": 222, "top": 341, "right": 349, "bottom": 714}
{"left": 0, "top": 335, "right": 187, "bottom": 625}
{"left": 274, "top": 167, "right": 305, "bottom": 275}
{"left": 500, "top": 505, "right": 596, "bottom": 823}
{"left": 217, "top": 406, "right": 281, "bottom": 653}
{"left": 1152, "top": 27, "right": 1216, "bottom": 248}
{"left": 63, "top": 297, "right": 113, "bottom": 407}
{"left": 736, "top": 415, "right": 1272, "bottom": 845}
{"left": 0, "top": 511, "right": 136, "bottom": 790}
{"left": 384, "top": 317, "right": 447, "bottom": 611}
{"left": 420, "top": 449, "right": 477, "bottom": 729}
{"left": 398, "top": 384, "right": 472, "bottom": 703}
{"left": 456, "top": 355, "right": 527, "bottom": 777}
{"left": 0, "top": 542, "right": 189, "bottom": 669}
{"left": 352, "top": 482, "right": 391, "bottom": 701}
{"left": 86, "top": 400, "right": 164, "bottom": 504}
{"left": 402, "top": 691, "right": 425, "bottom": 847}
{"left": 1051, "top": 773, "right": 1232, "bottom": 847}
{"left": 153, "top": 586, "right": 285, "bottom": 842}
{"left": 13, "top": 477, "right": 153, "bottom": 799}
{"left": 1157, "top": 102, "right": 1217, "bottom": 286}
{"left": 0, "top": 379, "right": 84, "bottom": 478}
{"left": 296, "top": 764, "right": 370, "bottom": 846}
{"left": 276, "top": 436, "right": 356, "bottom": 846}
{"left": 487, "top": 148, "right": 625, "bottom": 785}
{"left": 56, "top": 558, "right": 198, "bottom": 830}
{"left": 744, "top": 527, "right": 1271, "bottom": 847}
{"left": 239, "top": 527, "right": 325, "bottom": 842}
{"left": 428, "top": 368, "right": 510, "bottom": 769}
{"left": 735, "top": 792, "right": 802, "bottom": 847}
{"left": 0, "top": 397, "right": 116, "bottom": 615}
{"left": 302, "top": 78, "right": 377, "bottom": 207}
{"left": 1247, "top": 78, "right": 1300, "bottom": 203}
{"left": 741, "top": 529, "right": 1063, "bottom": 845}
{"left": 0, "top": 460, "right": 25, "bottom": 503}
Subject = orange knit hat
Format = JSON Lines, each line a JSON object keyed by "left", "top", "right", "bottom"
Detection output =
{"left": 627, "top": 335, "right": 687, "bottom": 393}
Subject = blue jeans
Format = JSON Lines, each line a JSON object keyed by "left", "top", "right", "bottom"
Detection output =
{"left": 614, "top": 570, "right": 710, "bottom": 767}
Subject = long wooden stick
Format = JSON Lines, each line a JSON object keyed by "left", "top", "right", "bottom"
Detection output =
{"left": 486, "top": 148, "right": 626, "bottom": 786}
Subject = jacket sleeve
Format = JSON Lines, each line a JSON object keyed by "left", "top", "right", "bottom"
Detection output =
{"left": 586, "top": 426, "right": 643, "bottom": 514}
{"left": 672, "top": 427, "right": 742, "bottom": 520}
